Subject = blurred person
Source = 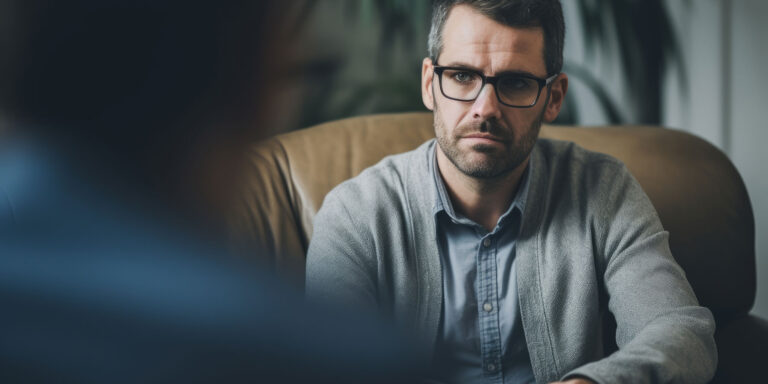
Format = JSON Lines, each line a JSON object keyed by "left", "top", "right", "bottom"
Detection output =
{"left": 0, "top": 1, "right": 417, "bottom": 382}
{"left": 306, "top": 0, "right": 717, "bottom": 383}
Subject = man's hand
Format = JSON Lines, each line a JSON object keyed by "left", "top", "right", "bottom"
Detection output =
{"left": 549, "top": 379, "right": 596, "bottom": 384}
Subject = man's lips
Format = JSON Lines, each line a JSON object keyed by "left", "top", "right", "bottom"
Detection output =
{"left": 462, "top": 133, "right": 506, "bottom": 143}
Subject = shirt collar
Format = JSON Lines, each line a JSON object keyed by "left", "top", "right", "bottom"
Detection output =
{"left": 430, "top": 142, "right": 532, "bottom": 229}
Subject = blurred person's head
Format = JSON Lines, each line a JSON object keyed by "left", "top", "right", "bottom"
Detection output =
{"left": 421, "top": 0, "right": 568, "bottom": 180}
{"left": 0, "top": 0, "right": 288, "bottom": 226}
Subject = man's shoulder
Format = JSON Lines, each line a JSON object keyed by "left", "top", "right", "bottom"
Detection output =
{"left": 309, "top": 139, "right": 434, "bottom": 261}
{"left": 535, "top": 137, "right": 629, "bottom": 182}
{"left": 537, "top": 137, "right": 624, "bottom": 169}
{"left": 533, "top": 137, "right": 658, "bottom": 237}
{"left": 323, "top": 139, "right": 434, "bottom": 206}
{"left": 533, "top": 138, "right": 640, "bottom": 212}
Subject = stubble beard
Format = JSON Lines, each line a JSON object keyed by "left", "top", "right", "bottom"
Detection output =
{"left": 434, "top": 103, "right": 545, "bottom": 180}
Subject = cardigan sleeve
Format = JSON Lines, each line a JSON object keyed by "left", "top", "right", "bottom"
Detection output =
{"left": 305, "top": 187, "right": 380, "bottom": 312}
{"left": 562, "top": 162, "right": 717, "bottom": 384}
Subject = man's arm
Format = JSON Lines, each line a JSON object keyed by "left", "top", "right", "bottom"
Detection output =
{"left": 306, "top": 189, "right": 379, "bottom": 311}
{"left": 563, "top": 163, "right": 717, "bottom": 384}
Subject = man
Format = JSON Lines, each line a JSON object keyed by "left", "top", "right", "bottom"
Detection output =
{"left": 0, "top": 1, "right": 416, "bottom": 382}
{"left": 306, "top": 1, "right": 717, "bottom": 383}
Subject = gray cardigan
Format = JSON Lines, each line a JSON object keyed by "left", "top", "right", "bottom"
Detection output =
{"left": 306, "top": 139, "right": 716, "bottom": 383}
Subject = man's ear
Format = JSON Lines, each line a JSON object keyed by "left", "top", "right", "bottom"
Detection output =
{"left": 543, "top": 73, "right": 569, "bottom": 123}
{"left": 421, "top": 57, "right": 435, "bottom": 111}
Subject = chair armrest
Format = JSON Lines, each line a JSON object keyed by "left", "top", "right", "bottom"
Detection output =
{"left": 712, "top": 314, "right": 768, "bottom": 383}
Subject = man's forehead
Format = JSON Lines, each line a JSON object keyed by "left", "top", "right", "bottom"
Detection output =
{"left": 439, "top": 5, "right": 545, "bottom": 75}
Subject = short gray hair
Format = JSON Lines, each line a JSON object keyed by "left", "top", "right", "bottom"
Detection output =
{"left": 427, "top": 0, "right": 565, "bottom": 76}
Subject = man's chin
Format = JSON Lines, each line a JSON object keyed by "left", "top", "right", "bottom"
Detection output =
{"left": 453, "top": 155, "right": 509, "bottom": 179}
{"left": 457, "top": 164, "right": 505, "bottom": 179}
{"left": 469, "top": 142, "right": 503, "bottom": 154}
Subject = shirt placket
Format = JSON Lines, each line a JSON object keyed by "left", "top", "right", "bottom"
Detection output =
{"left": 477, "top": 233, "right": 503, "bottom": 383}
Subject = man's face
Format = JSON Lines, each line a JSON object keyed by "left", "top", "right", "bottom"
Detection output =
{"left": 421, "top": 5, "right": 567, "bottom": 179}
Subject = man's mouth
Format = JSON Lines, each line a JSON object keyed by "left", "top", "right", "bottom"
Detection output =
{"left": 462, "top": 133, "right": 506, "bottom": 143}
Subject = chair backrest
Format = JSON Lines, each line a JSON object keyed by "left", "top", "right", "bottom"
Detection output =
{"left": 233, "top": 112, "right": 755, "bottom": 319}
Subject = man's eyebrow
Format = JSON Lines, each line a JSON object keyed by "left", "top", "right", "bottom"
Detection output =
{"left": 439, "top": 62, "right": 539, "bottom": 77}
{"left": 440, "top": 62, "right": 484, "bottom": 72}
{"left": 494, "top": 69, "right": 540, "bottom": 78}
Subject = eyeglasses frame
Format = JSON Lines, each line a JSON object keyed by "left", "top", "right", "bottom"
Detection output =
{"left": 432, "top": 64, "right": 559, "bottom": 108}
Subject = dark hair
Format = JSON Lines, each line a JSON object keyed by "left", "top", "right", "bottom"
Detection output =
{"left": 428, "top": 0, "right": 564, "bottom": 76}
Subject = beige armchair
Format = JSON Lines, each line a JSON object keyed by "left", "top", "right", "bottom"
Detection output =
{"left": 233, "top": 112, "right": 767, "bottom": 382}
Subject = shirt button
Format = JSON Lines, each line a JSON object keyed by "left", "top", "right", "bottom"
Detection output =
{"left": 486, "top": 363, "right": 496, "bottom": 372}
{"left": 483, "top": 302, "right": 493, "bottom": 312}
{"left": 482, "top": 238, "right": 491, "bottom": 247}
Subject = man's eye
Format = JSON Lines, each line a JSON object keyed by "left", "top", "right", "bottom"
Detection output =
{"left": 452, "top": 72, "right": 476, "bottom": 83}
{"left": 503, "top": 77, "right": 532, "bottom": 90}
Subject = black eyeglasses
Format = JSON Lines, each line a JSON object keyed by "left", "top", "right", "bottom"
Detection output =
{"left": 433, "top": 65, "right": 558, "bottom": 108}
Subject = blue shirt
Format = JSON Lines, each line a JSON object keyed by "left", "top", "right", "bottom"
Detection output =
{"left": 430, "top": 146, "right": 535, "bottom": 384}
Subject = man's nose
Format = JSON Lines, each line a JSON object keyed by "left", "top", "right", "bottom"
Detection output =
{"left": 470, "top": 84, "right": 503, "bottom": 120}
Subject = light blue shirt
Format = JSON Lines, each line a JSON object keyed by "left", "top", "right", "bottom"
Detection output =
{"left": 430, "top": 146, "right": 535, "bottom": 384}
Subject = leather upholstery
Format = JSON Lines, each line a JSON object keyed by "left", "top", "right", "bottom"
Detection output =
{"left": 232, "top": 111, "right": 765, "bottom": 381}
